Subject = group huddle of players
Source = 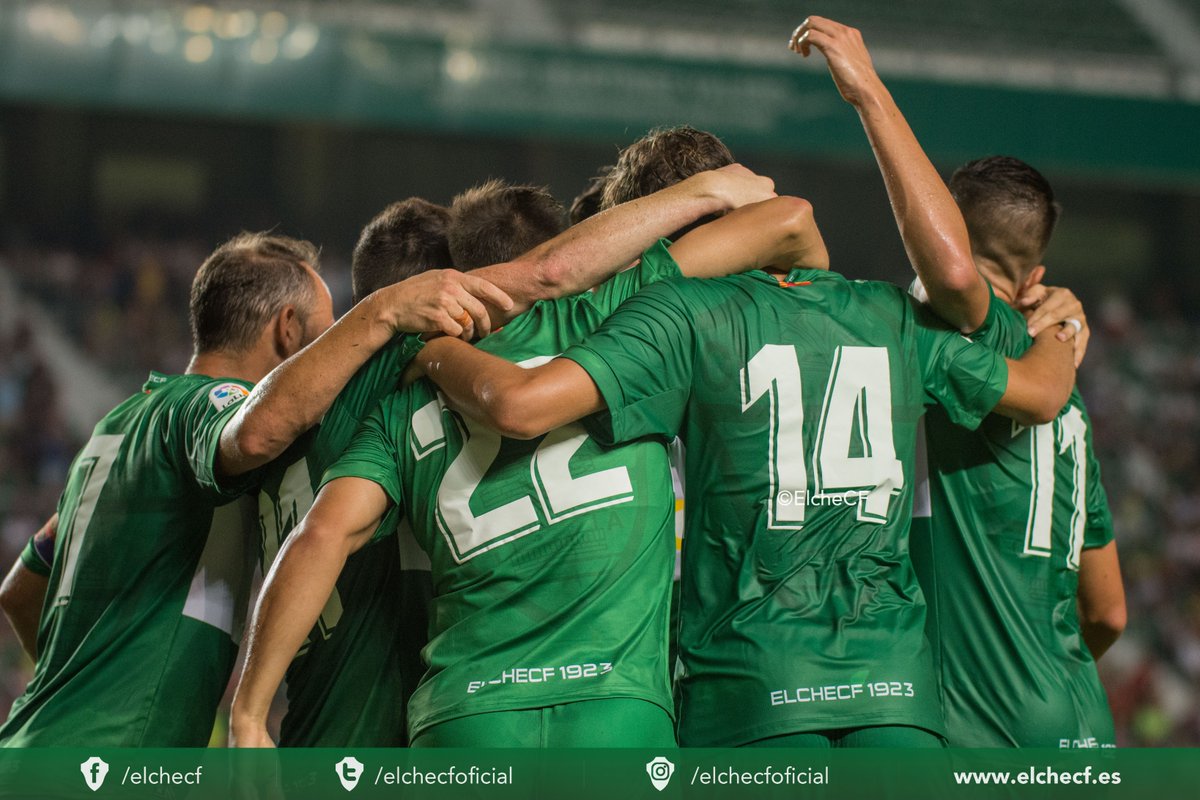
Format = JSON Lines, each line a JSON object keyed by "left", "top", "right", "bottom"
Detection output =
{"left": 0, "top": 17, "right": 1124, "bottom": 750}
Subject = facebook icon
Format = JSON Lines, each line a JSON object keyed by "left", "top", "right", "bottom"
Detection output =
{"left": 80, "top": 757, "right": 109, "bottom": 791}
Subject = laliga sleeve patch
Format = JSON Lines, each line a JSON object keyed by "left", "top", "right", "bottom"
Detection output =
{"left": 208, "top": 382, "right": 250, "bottom": 411}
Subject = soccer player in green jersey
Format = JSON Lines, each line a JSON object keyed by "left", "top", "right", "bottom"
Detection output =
{"left": 256, "top": 198, "right": 452, "bottom": 747}
{"left": 796, "top": 16, "right": 1126, "bottom": 747}
{"left": 0, "top": 232, "right": 516, "bottom": 747}
{"left": 407, "top": 20, "right": 1083, "bottom": 749}
{"left": 908, "top": 157, "right": 1126, "bottom": 747}
{"left": 242, "top": 168, "right": 782, "bottom": 749}
{"left": 229, "top": 188, "right": 823, "bottom": 748}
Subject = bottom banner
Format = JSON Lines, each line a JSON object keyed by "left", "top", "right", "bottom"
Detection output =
{"left": 0, "top": 748, "right": 1194, "bottom": 799}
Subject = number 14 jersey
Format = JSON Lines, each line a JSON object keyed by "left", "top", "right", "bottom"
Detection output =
{"left": 562, "top": 269, "right": 1010, "bottom": 746}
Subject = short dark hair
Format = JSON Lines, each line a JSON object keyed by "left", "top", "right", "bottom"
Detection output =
{"left": 569, "top": 165, "right": 613, "bottom": 226}
{"left": 352, "top": 198, "right": 451, "bottom": 302}
{"left": 949, "top": 156, "right": 1062, "bottom": 261}
{"left": 189, "top": 232, "right": 320, "bottom": 355}
{"left": 602, "top": 126, "right": 734, "bottom": 210}
{"left": 448, "top": 179, "right": 566, "bottom": 269}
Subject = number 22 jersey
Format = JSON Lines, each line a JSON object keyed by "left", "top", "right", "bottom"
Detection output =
{"left": 323, "top": 242, "right": 682, "bottom": 740}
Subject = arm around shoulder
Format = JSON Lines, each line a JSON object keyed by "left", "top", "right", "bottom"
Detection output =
{"left": 669, "top": 196, "right": 829, "bottom": 277}
{"left": 993, "top": 327, "right": 1076, "bottom": 426}
{"left": 418, "top": 338, "right": 604, "bottom": 440}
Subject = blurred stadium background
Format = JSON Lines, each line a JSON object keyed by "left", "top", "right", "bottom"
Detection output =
{"left": 1, "top": 0, "right": 1198, "bottom": 745}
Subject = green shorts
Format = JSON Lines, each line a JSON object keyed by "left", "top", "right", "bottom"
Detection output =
{"left": 744, "top": 725, "right": 946, "bottom": 749}
{"left": 411, "top": 698, "right": 676, "bottom": 748}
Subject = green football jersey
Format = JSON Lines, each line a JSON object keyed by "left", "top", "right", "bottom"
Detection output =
{"left": 257, "top": 335, "right": 431, "bottom": 747}
{"left": 562, "top": 269, "right": 1010, "bottom": 747}
{"left": 0, "top": 372, "right": 259, "bottom": 747}
{"left": 323, "top": 241, "right": 681, "bottom": 741}
{"left": 919, "top": 292, "right": 1116, "bottom": 747}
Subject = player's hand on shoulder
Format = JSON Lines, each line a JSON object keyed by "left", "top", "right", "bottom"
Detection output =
{"left": 1018, "top": 284, "right": 1089, "bottom": 367}
{"left": 701, "top": 164, "right": 777, "bottom": 210}
{"left": 788, "top": 16, "right": 883, "bottom": 108}
{"left": 388, "top": 269, "right": 514, "bottom": 341}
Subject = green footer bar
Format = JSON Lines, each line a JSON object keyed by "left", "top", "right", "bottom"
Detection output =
{"left": 0, "top": 748, "right": 1194, "bottom": 799}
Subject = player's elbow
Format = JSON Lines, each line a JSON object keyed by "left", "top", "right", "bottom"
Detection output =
{"left": 1084, "top": 599, "right": 1127, "bottom": 641}
{"left": 771, "top": 195, "right": 815, "bottom": 233}
{"left": 0, "top": 573, "right": 20, "bottom": 619}
{"left": 1022, "top": 403, "right": 1060, "bottom": 427}
{"left": 1034, "top": 383, "right": 1074, "bottom": 425}
{"left": 1018, "top": 385, "right": 1071, "bottom": 426}
{"left": 234, "top": 427, "right": 275, "bottom": 464}
{"left": 293, "top": 516, "right": 359, "bottom": 562}
{"left": 927, "top": 273, "right": 987, "bottom": 333}
{"left": 485, "top": 386, "right": 548, "bottom": 440}
{"left": 531, "top": 257, "right": 572, "bottom": 299}
{"left": 0, "top": 565, "right": 37, "bottom": 624}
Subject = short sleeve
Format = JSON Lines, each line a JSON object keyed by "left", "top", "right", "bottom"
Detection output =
{"left": 561, "top": 279, "right": 696, "bottom": 446}
{"left": 319, "top": 396, "right": 406, "bottom": 542}
{"left": 178, "top": 379, "right": 261, "bottom": 501}
{"left": 911, "top": 299, "right": 1009, "bottom": 431}
{"left": 1080, "top": 406, "right": 1115, "bottom": 550}
{"left": 19, "top": 534, "right": 52, "bottom": 577}
{"left": 588, "top": 239, "right": 683, "bottom": 317}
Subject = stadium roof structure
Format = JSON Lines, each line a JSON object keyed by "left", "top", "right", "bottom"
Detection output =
{"left": 3, "top": 0, "right": 1199, "bottom": 186}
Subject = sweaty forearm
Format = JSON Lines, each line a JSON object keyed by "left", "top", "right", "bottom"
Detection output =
{"left": 855, "top": 86, "right": 986, "bottom": 332}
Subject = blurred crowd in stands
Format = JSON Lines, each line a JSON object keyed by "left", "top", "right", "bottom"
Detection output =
{"left": 0, "top": 240, "right": 1197, "bottom": 746}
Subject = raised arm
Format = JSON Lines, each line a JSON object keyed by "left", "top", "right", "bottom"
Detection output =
{"left": 229, "top": 477, "right": 389, "bottom": 746}
{"left": 218, "top": 270, "right": 514, "bottom": 477}
{"left": 471, "top": 164, "right": 777, "bottom": 314}
{"left": 791, "top": 17, "right": 988, "bottom": 332}
{"left": 993, "top": 328, "right": 1076, "bottom": 426}
{"left": 668, "top": 196, "right": 829, "bottom": 276}
{"left": 418, "top": 339, "right": 600, "bottom": 440}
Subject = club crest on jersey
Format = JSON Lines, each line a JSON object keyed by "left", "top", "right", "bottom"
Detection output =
{"left": 209, "top": 383, "right": 249, "bottom": 411}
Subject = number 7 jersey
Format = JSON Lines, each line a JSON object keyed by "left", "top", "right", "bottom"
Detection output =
{"left": 561, "top": 269, "right": 1011, "bottom": 746}
{"left": 0, "top": 372, "right": 259, "bottom": 746}
{"left": 322, "top": 242, "right": 682, "bottom": 741}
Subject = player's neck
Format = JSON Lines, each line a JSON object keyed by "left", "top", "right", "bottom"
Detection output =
{"left": 974, "top": 260, "right": 1017, "bottom": 305}
{"left": 186, "top": 349, "right": 272, "bottom": 384}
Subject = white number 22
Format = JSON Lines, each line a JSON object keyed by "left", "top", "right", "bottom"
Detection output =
{"left": 410, "top": 356, "right": 634, "bottom": 563}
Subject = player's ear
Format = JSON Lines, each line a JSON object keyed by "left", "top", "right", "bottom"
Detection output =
{"left": 1020, "top": 265, "right": 1046, "bottom": 293}
{"left": 273, "top": 304, "right": 304, "bottom": 359}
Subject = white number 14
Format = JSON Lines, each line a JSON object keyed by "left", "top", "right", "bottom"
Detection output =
{"left": 741, "top": 345, "right": 903, "bottom": 528}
